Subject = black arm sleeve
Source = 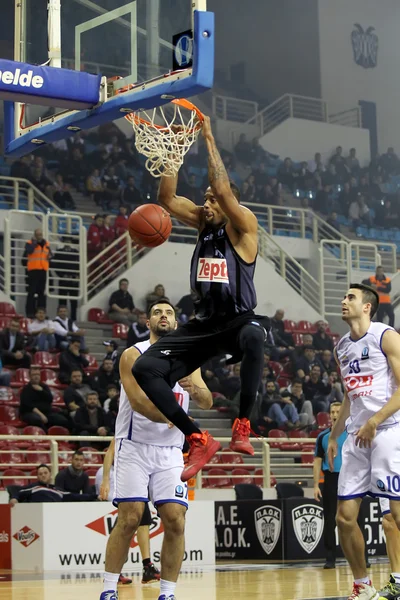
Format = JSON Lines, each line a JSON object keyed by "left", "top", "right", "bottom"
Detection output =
{"left": 315, "top": 433, "right": 326, "bottom": 459}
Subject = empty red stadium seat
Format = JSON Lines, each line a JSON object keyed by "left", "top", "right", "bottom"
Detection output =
{"left": 47, "top": 426, "right": 69, "bottom": 436}
{"left": 277, "top": 376, "right": 291, "bottom": 389}
{"left": 26, "top": 447, "right": 51, "bottom": 465}
{"left": 308, "top": 429, "right": 321, "bottom": 439}
{"left": 0, "top": 449, "right": 26, "bottom": 466}
{"left": 206, "top": 468, "right": 232, "bottom": 488}
{"left": 58, "top": 449, "right": 72, "bottom": 465}
{"left": 49, "top": 388, "right": 64, "bottom": 406}
{"left": 85, "top": 467, "right": 98, "bottom": 485}
{"left": 292, "top": 333, "right": 304, "bottom": 347}
{"left": 85, "top": 354, "right": 99, "bottom": 374}
{"left": 301, "top": 447, "right": 315, "bottom": 464}
{"left": 0, "top": 302, "right": 17, "bottom": 316}
{"left": 40, "top": 369, "right": 65, "bottom": 389}
{"left": 0, "top": 387, "right": 16, "bottom": 402}
{"left": 293, "top": 320, "right": 314, "bottom": 334}
{"left": 220, "top": 448, "right": 244, "bottom": 470}
{"left": 88, "top": 308, "right": 104, "bottom": 322}
{"left": 112, "top": 323, "right": 129, "bottom": 339}
{"left": 267, "top": 429, "right": 287, "bottom": 449}
{"left": 0, "top": 405, "right": 25, "bottom": 427}
{"left": 23, "top": 426, "right": 46, "bottom": 436}
{"left": 10, "top": 368, "right": 30, "bottom": 388}
{"left": 2, "top": 468, "right": 27, "bottom": 487}
{"left": 269, "top": 361, "right": 283, "bottom": 377}
{"left": 231, "top": 467, "right": 254, "bottom": 485}
{"left": 80, "top": 447, "right": 103, "bottom": 465}
{"left": 0, "top": 317, "right": 11, "bottom": 330}
{"left": 19, "top": 318, "right": 30, "bottom": 334}
{"left": 317, "top": 412, "right": 331, "bottom": 430}
{"left": 32, "top": 352, "right": 59, "bottom": 369}
{"left": 0, "top": 425, "right": 20, "bottom": 436}
{"left": 283, "top": 319, "right": 296, "bottom": 332}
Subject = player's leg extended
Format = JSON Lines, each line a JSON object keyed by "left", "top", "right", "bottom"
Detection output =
{"left": 378, "top": 499, "right": 400, "bottom": 599}
{"left": 157, "top": 503, "right": 187, "bottom": 600}
{"left": 101, "top": 502, "right": 145, "bottom": 598}
{"left": 336, "top": 498, "right": 367, "bottom": 577}
{"left": 229, "top": 323, "right": 265, "bottom": 455}
{"left": 138, "top": 504, "right": 161, "bottom": 584}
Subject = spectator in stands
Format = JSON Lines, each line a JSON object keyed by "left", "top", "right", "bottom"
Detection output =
{"left": 249, "top": 137, "right": 268, "bottom": 164}
{"left": 234, "top": 133, "right": 252, "bottom": 164}
{"left": 369, "top": 174, "right": 385, "bottom": 207}
{"left": 375, "top": 197, "right": 399, "bottom": 229}
{"left": 103, "top": 383, "right": 119, "bottom": 413}
{"left": 114, "top": 205, "right": 129, "bottom": 237}
{"left": 314, "top": 183, "right": 331, "bottom": 214}
{"left": 329, "top": 146, "right": 348, "bottom": 178}
{"left": 55, "top": 450, "right": 91, "bottom": 494}
{"left": 29, "top": 166, "right": 53, "bottom": 196}
{"left": 52, "top": 305, "right": 86, "bottom": 350}
{"left": 295, "top": 345, "right": 318, "bottom": 382}
{"left": 322, "top": 164, "right": 339, "bottom": 187}
{"left": 102, "top": 166, "right": 121, "bottom": 209}
{"left": 337, "top": 182, "right": 354, "bottom": 215}
{"left": 318, "top": 349, "right": 336, "bottom": 374}
{"left": 20, "top": 366, "right": 70, "bottom": 430}
{"left": 108, "top": 278, "right": 139, "bottom": 325}
{"left": 326, "top": 211, "right": 341, "bottom": 232}
{"left": 244, "top": 174, "right": 256, "bottom": 201}
{"left": 358, "top": 174, "right": 371, "bottom": 197}
{"left": 87, "top": 214, "right": 104, "bottom": 261}
{"left": 53, "top": 176, "right": 76, "bottom": 210}
{"left": 126, "top": 311, "right": 150, "bottom": 347}
{"left": 122, "top": 175, "right": 143, "bottom": 209}
{"left": 102, "top": 214, "right": 116, "bottom": 248}
{"left": 52, "top": 238, "right": 80, "bottom": 322}
{"left": 327, "top": 371, "right": 344, "bottom": 404}
{"left": 303, "top": 365, "right": 332, "bottom": 413}
{"left": 178, "top": 174, "right": 203, "bottom": 205}
{"left": 86, "top": 168, "right": 106, "bottom": 207}
{"left": 0, "top": 356, "right": 11, "bottom": 386}
{"left": 23, "top": 228, "right": 52, "bottom": 317}
{"left": 221, "top": 363, "right": 242, "bottom": 400}
{"left": 102, "top": 340, "right": 120, "bottom": 374}
{"left": 308, "top": 152, "right": 325, "bottom": 173}
{"left": 73, "top": 390, "right": 109, "bottom": 439}
{"left": 368, "top": 266, "right": 395, "bottom": 327}
{"left": 288, "top": 378, "right": 315, "bottom": 427}
{"left": 176, "top": 293, "right": 194, "bottom": 323}
{"left": 9, "top": 464, "right": 95, "bottom": 504}
{"left": 256, "top": 183, "right": 277, "bottom": 205}
{"left": 346, "top": 148, "right": 360, "bottom": 174}
{"left": 313, "top": 321, "right": 334, "bottom": 352}
{"left": 62, "top": 147, "right": 87, "bottom": 188}
{"left": 349, "top": 194, "right": 373, "bottom": 229}
{"left": 63, "top": 369, "right": 93, "bottom": 416}
{"left": 259, "top": 381, "right": 301, "bottom": 430}
{"left": 201, "top": 366, "right": 222, "bottom": 394}
{"left": 380, "top": 147, "right": 400, "bottom": 176}
{"left": 0, "top": 318, "right": 31, "bottom": 368}
{"left": 253, "top": 163, "right": 270, "bottom": 188}
{"left": 296, "top": 162, "right": 313, "bottom": 190}
{"left": 59, "top": 338, "right": 89, "bottom": 384}
{"left": 145, "top": 284, "right": 169, "bottom": 312}
{"left": 10, "top": 154, "right": 32, "bottom": 179}
{"left": 93, "top": 358, "right": 120, "bottom": 404}
{"left": 104, "top": 394, "right": 119, "bottom": 434}
{"left": 278, "top": 157, "right": 295, "bottom": 189}
{"left": 28, "top": 307, "right": 56, "bottom": 351}
{"left": 270, "top": 308, "right": 294, "bottom": 347}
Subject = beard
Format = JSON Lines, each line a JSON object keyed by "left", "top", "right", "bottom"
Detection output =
{"left": 155, "top": 324, "right": 172, "bottom": 337}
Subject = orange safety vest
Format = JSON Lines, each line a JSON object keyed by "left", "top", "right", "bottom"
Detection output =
{"left": 26, "top": 240, "right": 50, "bottom": 271}
{"left": 369, "top": 275, "right": 391, "bottom": 304}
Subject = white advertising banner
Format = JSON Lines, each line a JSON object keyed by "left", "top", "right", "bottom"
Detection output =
{"left": 12, "top": 501, "right": 215, "bottom": 571}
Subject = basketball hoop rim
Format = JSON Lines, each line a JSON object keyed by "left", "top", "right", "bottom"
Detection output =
{"left": 125, "top": 98, "right": 204, "bottom": 132}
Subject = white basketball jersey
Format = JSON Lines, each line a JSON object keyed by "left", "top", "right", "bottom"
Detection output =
{"left": 336, "top": 322, "right": 399, "bottom": 433}
{"left": 115, "top": 339, "right": 189, "bottom": 448}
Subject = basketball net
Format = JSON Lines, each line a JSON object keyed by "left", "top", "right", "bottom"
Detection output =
{"left": 125, "top": 99, "right": 204, "bottom": 178}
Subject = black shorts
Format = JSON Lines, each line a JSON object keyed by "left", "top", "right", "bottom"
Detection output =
{"left": 138, "top": 311, "right": 268, "bottom": 382}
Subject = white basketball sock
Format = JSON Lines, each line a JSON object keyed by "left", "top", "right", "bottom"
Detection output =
{"left": 160, "top": 578, "right": 177, "bottom": 598}
{"left": 103, "top": 571, "right": 119, "bottom": 592}
{"left": 354, "top": 577, "right": 371, "bottom": 585}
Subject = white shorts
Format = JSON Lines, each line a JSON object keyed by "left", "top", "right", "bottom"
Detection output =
{"left": 380, "top": 497, "right": 391, "bottom": 516}
{"left": 113, "top": 439, "right": 188, "bottom": 509}
{"left": 338, "top": 424, "right": 400, "bottom": 500}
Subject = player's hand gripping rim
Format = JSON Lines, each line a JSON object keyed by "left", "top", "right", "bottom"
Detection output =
{"left": 327, "top": 438, "right": 338, "bottom": 472}
{"left": 355, "top": 419, "right": 377, "bottom": 448}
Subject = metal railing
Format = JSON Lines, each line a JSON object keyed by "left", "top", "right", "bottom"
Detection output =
{"left": 0, "top": 435, "right": 319, "bottom": 490}
{"left": 212, "top": 94, "right": 259, "bottom": 123}
{"left": 245, "top": 94, "right": 361, "bottom": 137}
{"left": 258, "top": 227, "right": 321, "bottom": 313}
{"left": 0, "top": 254, "right": 5, "bottom": 293}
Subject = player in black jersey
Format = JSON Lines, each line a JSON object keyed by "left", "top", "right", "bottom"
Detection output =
{"left": 133, "top": 116, "right": 266, "bottom": 481}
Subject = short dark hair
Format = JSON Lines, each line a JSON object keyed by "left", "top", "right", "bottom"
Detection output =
{"left": 35, "top": 307, "right": 46, "bottom": 312}
{"left": 292, "top": 378, "right": 303, "bottom": 386}
{"left": 37, "top": 464, "right": 50, "bottom": 473}
{"left": 119, "top": 278, "right": 129, "bottom": 285}
{"left": 73, "top": 450, "right": 84, "bottom": 458}
{"left": 349, "top": 282, "right": 379, "bottom": 319}
{"left": 29, "top": 366, "right": 41, "bottom": 373}
{"left": 147, "top": 300, "right": 176, "bottom": 318}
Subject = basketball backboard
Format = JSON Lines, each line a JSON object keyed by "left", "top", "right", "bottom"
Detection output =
{"left": 3, "top": 0, "right": 214, "bottom": 156}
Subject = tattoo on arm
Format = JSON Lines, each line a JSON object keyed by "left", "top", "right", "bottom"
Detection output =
{"left": 207, "top": 137, "right": 230, "bottom": 189}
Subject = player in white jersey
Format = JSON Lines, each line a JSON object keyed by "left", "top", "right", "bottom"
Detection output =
{"left": 327, "top": 283, "right": 400, "bottom": 600}
{"left": 100, "top": 301, "right": 212, "bottom": 600}
{"left": 377, "top": 497, "right": 400, "bottom": 599}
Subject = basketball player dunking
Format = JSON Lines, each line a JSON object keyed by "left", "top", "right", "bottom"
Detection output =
{"left": 328, "top": 283, "right": 400, "bottom": 600}
{"left": 100, "top": 301, "right": 213, "bottom": 600}
{"left": 133, "top": 116, "right": 266, "bottom": 480}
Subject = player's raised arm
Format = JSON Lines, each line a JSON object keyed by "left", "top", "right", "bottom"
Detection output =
{"left": 158, "top": 171, "right": 203, "bottom": 229}
{"left": 120, "top": 347, "right": 170, "bottom": 424}
{"left": 202, "top": 116, "right": 258, "bottom": 234}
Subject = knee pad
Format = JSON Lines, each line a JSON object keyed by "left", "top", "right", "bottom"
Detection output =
{"left": 240, "top": 323, "right": 266, "bottom": 352}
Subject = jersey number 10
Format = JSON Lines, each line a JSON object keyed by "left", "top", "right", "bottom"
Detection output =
{"left": 348, "top": 359, "right": 360, "bottom": 374}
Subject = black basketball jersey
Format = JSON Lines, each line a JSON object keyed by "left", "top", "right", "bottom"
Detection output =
{"left": 189, "top": 224, "right": 257, "bottom": 321}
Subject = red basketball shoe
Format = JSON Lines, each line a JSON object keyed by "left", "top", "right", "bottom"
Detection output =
{"left": 118, "top": 574, "right": 132, "bottom": 585}
{"left": 181, "top": 431, "right": 221, "bottom": 482}
{"left": 229, "top": 418, "right": 254, "bottom": 455}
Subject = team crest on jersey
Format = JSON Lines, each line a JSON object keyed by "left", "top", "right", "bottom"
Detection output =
{"left": 292, "top": 505, "right": 324, "bottom": 554}
{"left": 361, "top": 347, "right": 369, "bottom": 361}
{"left": 254, "top": 505, "right": 282, "bottom": 555}
{"left": 340, "top": 354, "right": 349, "bottom": 366}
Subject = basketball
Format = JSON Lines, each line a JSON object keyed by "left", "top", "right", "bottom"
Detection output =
{"left": 128, "top": 204, "right": 172, "bottom": 247}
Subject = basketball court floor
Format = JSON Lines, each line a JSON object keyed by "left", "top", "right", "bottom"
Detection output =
{"left": 0, "top": 561, "right": 393, "bottom": 600}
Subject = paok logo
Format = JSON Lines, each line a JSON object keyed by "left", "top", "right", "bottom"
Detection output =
{"left": 292, "top": 505, "right": 324, "bottom": 554}
{"left": 254, "top": 505, "right": 282, "bottom": 555}
{"left": 0, "top": 68, "right": 44, "bottom": 88}
{"left": 86, "top": 508, "right": 164, "bottom": 548}
{"left": 344, "top": 374, "right": 373, "bottom": 392}
{"left": 13, "top": 526, "right": 40, "bottom": 547}
{"left": 377, "top": 479, "right": 385, "bottom": 491}
{"left": 197, "top": 258, "right": 229, "bottom": 283}
{"left": 361, "top": 347, "right": 369, "bottom": 361}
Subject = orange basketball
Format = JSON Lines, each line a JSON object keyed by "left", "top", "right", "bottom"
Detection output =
{"left": 128, "top": 204, "right": 172, "bottom": 247}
